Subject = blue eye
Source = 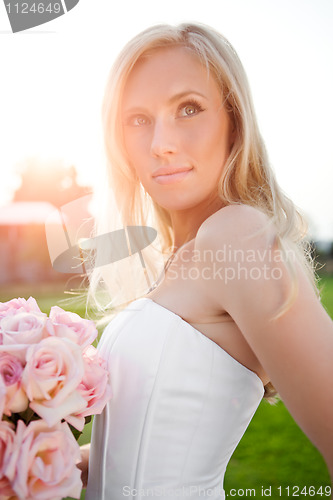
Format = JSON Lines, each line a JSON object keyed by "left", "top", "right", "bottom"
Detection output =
{"left": 127, "top": 115, "right": 150, "bottom": 127}
{"left": 179, "top": 100, "right": 204, "bottom": 117}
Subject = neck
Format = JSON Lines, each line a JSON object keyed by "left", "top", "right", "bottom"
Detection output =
{"left": 169, "top": 197, "right": 225, "bottom": 252}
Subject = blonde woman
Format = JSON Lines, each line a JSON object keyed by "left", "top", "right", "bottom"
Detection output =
{"left": 81, "top": 23, "right": 333, "bottom": 499}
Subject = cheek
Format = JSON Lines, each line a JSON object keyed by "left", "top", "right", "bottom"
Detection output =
{"left": 123, "top": 132, "right": 138, "bottom": 162}
{"left": 124, "top": 142, "right": 153, "bottom": 191}
{"left": 123, "top": 131, "right": 151, "bottom": 168}
{"left": 194, "top": 121, "right": 231, "bottom": 168}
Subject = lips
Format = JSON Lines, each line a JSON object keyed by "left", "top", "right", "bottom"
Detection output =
{"left": 152, "top": 166, "right": 193, "bottom": 177}
{"left": 152, "top": 166, "right": 193, "bottom": 185}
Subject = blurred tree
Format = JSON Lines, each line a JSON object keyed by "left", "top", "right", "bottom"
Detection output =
{"left": 13, "top": 157, "right": 91, "bottom": 208}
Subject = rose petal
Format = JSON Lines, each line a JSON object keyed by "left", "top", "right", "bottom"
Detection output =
{"left": 30, "top": 390, "right": 87, "bottom": 428}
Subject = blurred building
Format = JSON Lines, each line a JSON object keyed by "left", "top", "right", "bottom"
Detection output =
{"left": 0, "top": 201, "right": 65, "bottom": 284}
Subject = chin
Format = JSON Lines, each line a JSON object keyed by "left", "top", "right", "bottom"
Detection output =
{"left": 153, "top": 194, "right": 204, "bottom": 212}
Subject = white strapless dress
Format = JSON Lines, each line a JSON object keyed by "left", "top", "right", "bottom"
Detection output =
{"left": 86, "top": 298, "right": 264, "bottom": 500}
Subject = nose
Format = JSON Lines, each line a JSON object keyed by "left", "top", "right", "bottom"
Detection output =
{"left": 150, "top": 119, "right": 178, "bottom": 157}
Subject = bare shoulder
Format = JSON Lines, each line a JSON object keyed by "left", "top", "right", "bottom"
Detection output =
{"left": 194, "top": 203, "right": 289, "bottom": 318}
{"left": 196, "top": 203, "right": 276, "bottom": 252}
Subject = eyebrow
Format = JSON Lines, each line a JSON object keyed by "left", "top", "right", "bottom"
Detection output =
{"left": 123, "top": 90, "right": 208, "bottom": 114}
{"left": 167, "top": 90, "right": 208, "bottom": 104}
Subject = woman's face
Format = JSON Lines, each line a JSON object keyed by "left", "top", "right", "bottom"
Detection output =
{"left": 121, "top": 46, "right": 234, "bottom": 212}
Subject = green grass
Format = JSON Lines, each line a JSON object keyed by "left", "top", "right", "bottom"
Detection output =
{"left": 319, "top": 273, "right": 333, "bottom": 316}
{"left": 1, "top": 274, "right": 332, "bottom": 499}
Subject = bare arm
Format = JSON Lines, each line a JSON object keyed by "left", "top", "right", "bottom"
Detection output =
{"left": 196, "top": 205, "right": 333, "bottom": 481}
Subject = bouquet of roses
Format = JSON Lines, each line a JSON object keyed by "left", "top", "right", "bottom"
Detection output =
{"left": 0, "top": 297, "right": 112, "bottom": 500}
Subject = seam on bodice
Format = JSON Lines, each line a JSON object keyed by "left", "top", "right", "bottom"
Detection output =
{"left": 176, "top": 314, "right": 216, "bottom": 488}
{"left": 133, "top": 304, "right": 178, "bottom": 496}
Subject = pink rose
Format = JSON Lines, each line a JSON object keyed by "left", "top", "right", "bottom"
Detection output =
{"left": 66, "top": 346, "right": 112, "bottom": 431}
{"left": 21, "top": 337, "right": 87, "bottom": 427}
{"left": 47, "top": 306, "right": 98, "bottom": 349}
{"left": 0, "top": 376, "right": 6, "bottom": 420}
{"left": 4, "top": 419, "right": 82, "bottom": 500}
{"left": 0, "top": 420, "right": 16, "bottom": 499}
{"left": 0, "top": 297, "right": 41, "bottom": 320}
{"left": 0, "top": 312, "right": 47, "bottom": 362}
{"left": 0, "top": 353, "right": 28, "bottom": 416}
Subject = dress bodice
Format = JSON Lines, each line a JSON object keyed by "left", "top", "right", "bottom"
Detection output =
{"left": 86, "top": 298, "right": 264, "bottom": 500}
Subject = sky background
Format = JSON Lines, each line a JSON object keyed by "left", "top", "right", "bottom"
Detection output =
{"left": 0, "top": 0, "right": 332, "bottom": 240}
